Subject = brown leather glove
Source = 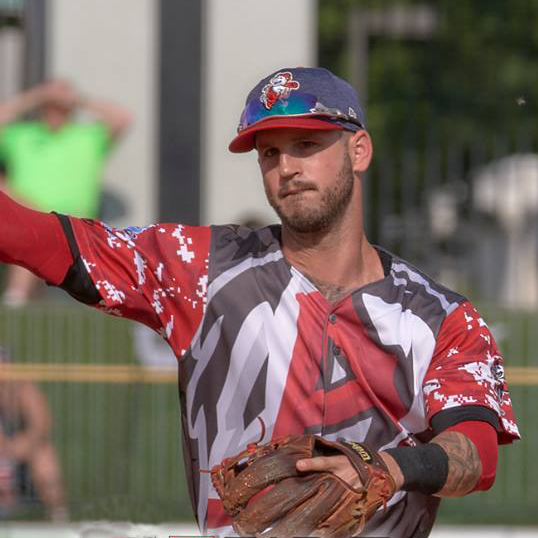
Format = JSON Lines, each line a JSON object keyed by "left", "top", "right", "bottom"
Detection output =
{"left": 210, "top": 434, "right": 396, "bottom": 538}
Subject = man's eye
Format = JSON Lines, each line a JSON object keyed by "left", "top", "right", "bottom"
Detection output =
{"left": 298, "top": 141, "right": 316, "bottom": 149}
{"left": 263, "top": 148, "right": 277, "bottom": 158}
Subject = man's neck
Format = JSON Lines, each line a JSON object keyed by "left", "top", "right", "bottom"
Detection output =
{"left": 281, "top": 221, "right": 385, "bottom": 304}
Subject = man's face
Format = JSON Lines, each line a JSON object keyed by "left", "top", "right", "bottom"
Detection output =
{"left": 40, "top": 102, "right": 73, "bottom": 131}
{"left": 256, "top": 128, "right": 355, "bottom": 233}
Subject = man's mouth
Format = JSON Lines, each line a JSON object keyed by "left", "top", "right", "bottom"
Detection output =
{"left": 280, "top": 186, "right": 316, "bottom": 198}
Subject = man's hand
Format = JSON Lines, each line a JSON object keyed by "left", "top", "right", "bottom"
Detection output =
{"left": 297, "top": 454, "right": 363, "bottom": 488}
{"left": 305, "top": 431, "right": 484, "bottom": 499}
{"left": 212, "top": 435, "right": 396, "bottom": 537}
{"left": 296, "top": 452, "right": 404, "bottom": 491}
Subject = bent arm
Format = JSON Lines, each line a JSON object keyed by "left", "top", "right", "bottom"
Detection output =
{"left": 383, "top": 419, "right": 497, "bottom": 497}
{"left": 297, "top": 421, "right": 496, "bottom": 498}
{"left": 77, "top": 95, "right": 132, "bottom": 141}
{"left": 0, "top": 83, "right": 52, "bottom": 126}
{"left": 429, "top": 430, "right": 482, "bottom": 497}
{"left": 381, "top": 429, "right": 483, "bottom": 498}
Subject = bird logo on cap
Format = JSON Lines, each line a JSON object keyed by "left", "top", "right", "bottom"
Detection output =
{"left": 260, "top": 71, "right": 300, "bottom": 110}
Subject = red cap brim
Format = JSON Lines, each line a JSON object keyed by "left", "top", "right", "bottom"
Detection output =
{"left": 228, "top": 117, "right": 343, "bottom": 153}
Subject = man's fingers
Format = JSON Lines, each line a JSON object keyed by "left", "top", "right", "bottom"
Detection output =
{"left": 296, "top": 456, "right": 340, "bottom": 472}
{"left": 296, "top": 455, "right": 363, "bottom": 488}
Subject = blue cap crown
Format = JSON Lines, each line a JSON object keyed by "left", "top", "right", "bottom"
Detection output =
{"left": 243, "top": 66, "right": 365, "bottom": 132}
{"left": 228, "top": 66, "right": 365, "bottom": 153}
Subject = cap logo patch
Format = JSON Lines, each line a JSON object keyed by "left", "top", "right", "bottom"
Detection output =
{"left": 260, "top": 71, "right": 300, "bottom": 110}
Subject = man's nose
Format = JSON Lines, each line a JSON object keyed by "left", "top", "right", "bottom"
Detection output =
{"left": 278, "top": 152, "right": 301, "bottom": 180}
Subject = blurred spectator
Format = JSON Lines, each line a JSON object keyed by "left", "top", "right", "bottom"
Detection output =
{"left": 0, "top": 346, "right": 68, "bottom": 520}
{"left": 0, "top": 79, "right": 132, "bottom": 307}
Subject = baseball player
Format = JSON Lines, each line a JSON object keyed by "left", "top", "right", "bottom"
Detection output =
{"left": 0, "top": 67, "right": 519, "bottom": 537}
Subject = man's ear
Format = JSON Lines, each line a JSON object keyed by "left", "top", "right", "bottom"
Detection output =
{"left": 348, "top": 130, "right": 373, "bottom": 174}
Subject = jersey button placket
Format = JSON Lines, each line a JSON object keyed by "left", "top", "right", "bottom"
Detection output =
{"left": 327, "top": 312, "right": 340, "bottom": 360}
{"left": 322, "top": 310, "right": 339, "bottom": 434}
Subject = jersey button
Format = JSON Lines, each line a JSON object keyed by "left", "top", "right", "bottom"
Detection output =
{"left": 328, "top": 313, "right": 337, "bottom": 324}
{"left": 333, "top": 345, "right": 341, "bottom": 356}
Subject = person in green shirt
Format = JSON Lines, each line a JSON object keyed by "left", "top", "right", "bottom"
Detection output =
{"left": 0, "top": 80, "right": 132, "bottom": 307}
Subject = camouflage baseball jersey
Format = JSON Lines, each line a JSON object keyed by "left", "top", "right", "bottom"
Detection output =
{"left": 58, "top": 216, "right": 519, "bottom": 538}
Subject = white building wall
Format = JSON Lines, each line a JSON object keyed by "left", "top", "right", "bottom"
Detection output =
{"left": 46, "top": 0, "right": 316, "bottom": 227}
{"left": 202, "top": 0, "right": 317, "bottom": 225}
{"left": 47, "top": 0, "right": 157, "bottom": 227}
{"left": 0, "top": 27, "right": 23, "bottom": 100}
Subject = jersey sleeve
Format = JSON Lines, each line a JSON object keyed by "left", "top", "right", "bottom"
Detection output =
{"left": 68, "top": 216, "right": 210, "bottom": 358}
{"left": 422, "top": 301, "right": 520, "bottom": 444}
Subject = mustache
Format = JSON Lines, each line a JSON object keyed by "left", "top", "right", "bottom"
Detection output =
{"left": 278, "top": 181, "right": 317, "bottom": 198}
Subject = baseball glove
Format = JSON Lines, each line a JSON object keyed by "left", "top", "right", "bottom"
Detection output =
{"left": 210, "top": 434, "right": 396, "bottom": 538}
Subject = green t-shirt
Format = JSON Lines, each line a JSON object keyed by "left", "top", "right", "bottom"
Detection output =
{"left": 0, "top": 121, "right": 110, "bottom": 217}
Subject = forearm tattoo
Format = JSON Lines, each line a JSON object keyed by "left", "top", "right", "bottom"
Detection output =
{"left": 431, "top": 431, "right": 482, "bottom": 497}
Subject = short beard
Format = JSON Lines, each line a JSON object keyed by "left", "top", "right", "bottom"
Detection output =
{"left": 266, "top": 153, "right": 355, "bottom": 234}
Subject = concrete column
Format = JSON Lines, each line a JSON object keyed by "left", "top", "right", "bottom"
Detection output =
{"left": 0, "top": 27, "right": 23, "bottom": 99}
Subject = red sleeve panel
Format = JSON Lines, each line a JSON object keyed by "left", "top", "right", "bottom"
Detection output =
{"left": 446, "top": 420, "right": 498, "bottom": 491}
{"left": 0, "top": 191, "right": 72, "bottom": 285}
{"left": 423, "top": 301, "right": 520, "bottom": 444}
{"left": 69, "top": 217, "right": 211, "bottom": 358}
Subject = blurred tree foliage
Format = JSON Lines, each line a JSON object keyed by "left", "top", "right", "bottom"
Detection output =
{"left": 318, "top": 0, "right": 538, "bottom": 150}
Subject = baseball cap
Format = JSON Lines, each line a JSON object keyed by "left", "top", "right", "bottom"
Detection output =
{"left": 229, "top": 67, "right": 365, "bottom": 153}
